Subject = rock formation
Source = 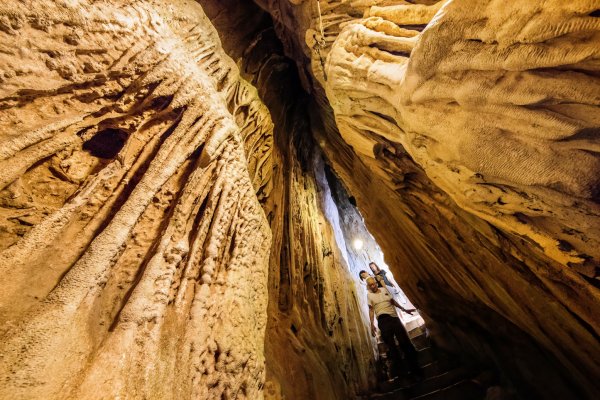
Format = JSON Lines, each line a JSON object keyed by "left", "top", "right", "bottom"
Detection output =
{"left": 257, "top": 0, "right": 600, "bottom": 398}
{"left": 0, "top": 1, "right": 377, "bottom": 399}
{"left": 0, "top": 1, "right": 274, "bottom": 398}
{"left": 326, "top": 0, "right": 600, "bottom": 269}
{"left": 1, "top": 0, "right": 599, "bottom": 399}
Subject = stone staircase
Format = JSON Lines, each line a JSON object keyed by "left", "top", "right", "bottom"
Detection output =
{"left": 363, "top": 331, "right": 488, "bottom": 400}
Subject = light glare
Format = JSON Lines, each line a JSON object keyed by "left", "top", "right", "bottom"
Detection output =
{"left": 352, "top": 239, "right": 364, "bottom": 250}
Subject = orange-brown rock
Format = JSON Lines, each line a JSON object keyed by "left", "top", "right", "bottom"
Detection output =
{"left": 0, "top": 1, "right": 274, "bottom": 398}
{"left": 258, "top": 0, "right": 600, "bottom": 398}
{"left": 1, "top": 0, "right": 599, "bottom": 399}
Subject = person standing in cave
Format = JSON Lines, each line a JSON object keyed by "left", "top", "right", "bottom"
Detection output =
{"left": 369, "top": 261, "right": 395, "bottom": 288}
{"left": 366, "top": 277, "right": 422, "bottom": 379}
{"left": 359, "top": 270, "right": 371, "bottom": 285}
{"left": 368, "top": 262, "right": 407, "bottom": 310}
{"left": 360, "top": 268, "right": 404, "bottom": 307}
{"left": 360, "top": 267, "right": 392, "bottom": 290}
{"left": 359, "top": 270, "right": 385, "bottom": 290}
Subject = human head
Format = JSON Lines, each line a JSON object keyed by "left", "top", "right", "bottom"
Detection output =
{"left": 369, "top": 262, "right": 380, "bottom": 274}
{"left": 359, "top": 270, "right": 369, "bottom": 281}
{"left": 366, "top": 277, "right": 379, "bottom": 293}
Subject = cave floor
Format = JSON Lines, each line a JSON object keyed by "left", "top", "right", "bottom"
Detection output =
{"left": 363, "top": 331, "right": 487, "bottom": 400}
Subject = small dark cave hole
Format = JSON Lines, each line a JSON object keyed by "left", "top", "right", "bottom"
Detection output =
{"left": 589, "top": 10, "right": 600, "bottom": 17}
{"left": 82, "top": 128, "right": 128, "bottom": 159}
{"left": 557, "top": 240, "right": 574, "bottom": 252}
{"left": 590, "top": 180, "right": 600, "bottom": 204}
{"left": 399, "top": 24, "right": 428, "bottom": 32}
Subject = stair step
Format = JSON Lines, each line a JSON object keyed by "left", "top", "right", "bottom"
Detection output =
{"left": 371, "top": 367, "right": 476, "bottom": 399}
{"left": 417, "top": 347, "right": 435, "bottom": 366}
{"left": 407, "top": 323, "right": 426, "bottom": 338}
{"left": 420, "top": 361, "right": 446, "bottom": 379}
{"left": 410, "top": 379, "right": 485, "bottom": 400}
{"left": 410, "top": 333, "right": 429, "bottom": 350}
{"left": 389, "top": 358, "right": 459, "bottom": 382}
{"left": 409, "top": 367, "right": 474, "bottom": 397}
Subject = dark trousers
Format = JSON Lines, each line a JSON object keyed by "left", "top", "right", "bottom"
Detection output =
{"left": 378, "top": 314, "right": 420, "bottom": 374}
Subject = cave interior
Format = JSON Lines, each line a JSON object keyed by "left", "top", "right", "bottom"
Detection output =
{"left": 0, "top": 0, "right": 599, "bottom": 399}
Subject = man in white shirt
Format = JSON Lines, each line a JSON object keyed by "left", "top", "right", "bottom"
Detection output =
{"left": 366, "top": 277, "right": 422, "bottom": 378}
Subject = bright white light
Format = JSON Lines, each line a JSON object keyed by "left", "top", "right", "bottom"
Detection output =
{"left": 352, "top": 239, "right": 364, "bottom": 250}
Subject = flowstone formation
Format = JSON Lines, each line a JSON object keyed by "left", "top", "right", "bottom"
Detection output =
{"left": 325, "top": 2, "right": 600, "bottom": 394}
{"left": 0, "top": 1, "right": 275, "bottom": 398}
{"left": 200, "top": 2, "right": 377, "bottom": 397}
{"left": 257, "top": 0, "right": 600, "bottom": 398}
{"left": 0, "top": 0, "right": 380, "bottom": 399}
{"left": 326, "top": 0, "right": 600, "bottom": 270}
{"left": 1, "top": 0, "right": 599, "bottom": 399}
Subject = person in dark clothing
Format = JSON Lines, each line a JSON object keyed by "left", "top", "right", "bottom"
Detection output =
{"left": 360, "top": 269, "right": 384, "bottom": 288}
{"left": 366, "top": 277, "right": 422, "bottom": 378}
{"left": 369, "top": 261, "right": 394, "bottom": 287}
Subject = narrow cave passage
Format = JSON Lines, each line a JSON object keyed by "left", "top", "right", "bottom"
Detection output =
{"left": 0, "top": 1, "right": 598, "bottom": 400}
{"left": 302, "top": 156, "right": 496, "bottom": 400}
{"left": 319, "top": 163, "right": 434, "bottom": 383}
{"left": 197, "top": 3, "right": 489, "bottom": 397}
{"left": 321, "top": 162, "right": 425, "bottom": 339}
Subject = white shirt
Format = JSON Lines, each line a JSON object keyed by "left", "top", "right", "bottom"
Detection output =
{"left": 367, "top": 289, "right": 397, "bottom": 318}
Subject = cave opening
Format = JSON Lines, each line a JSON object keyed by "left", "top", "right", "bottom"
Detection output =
{"left": 319, "top": 159, "right": 431, "bottom": 376}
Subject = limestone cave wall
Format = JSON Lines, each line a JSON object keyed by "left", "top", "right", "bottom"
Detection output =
{"left": 199, "top": 3, "right": 377, "bottom": 398}
{"left": 0, "top": 1, "right": 276, "bottom": 398}
{"left": 1, "top": 0, "right": 599, "bottom": 399}
{"left": 253, "top": 0, "right": 600, "bottom": 398}
{"left": 0, "top": 1, "right": 379, "bottom": 399}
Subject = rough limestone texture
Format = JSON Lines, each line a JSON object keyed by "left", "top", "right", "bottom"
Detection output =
{"left": 258, "top": 0, "right": 600, "bottom": 398}
{"left": 324, "top": 2, "right": 600, "bottom": 395}
{"left": 326, "top": 0, "right": 600, "bottom": 270}
{"left": 0, "top": 1, "right": 274, "bottom": 398}
{"left": 0, "top": 1, "right": 381, "bottom": 399}
{"left": 2, "top": 0, "right": 600, "bottom": 399}
{"left": 199, "top": 4, "right": 378, "bottom": 397}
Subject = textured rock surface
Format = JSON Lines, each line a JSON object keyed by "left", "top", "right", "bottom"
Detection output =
{"left": 1, "top": 0, "right": 599, "bottom": 399}
{"left": 326, "top": 0, "right": 600, "bottom": 269}
{"left": 200, "top": 3, "right": 377, "bottom": 397}
{"left": 0, "top": 1, "right": 379, "bottom": 399}
{"left": 258, "top": 0, "right": 600, "bottom": 398}
{"left": 0, "top": 1, "right": 274, "bottom": 398}
{"left": 324, "top": 4, "right": 600, "bottom": 395}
